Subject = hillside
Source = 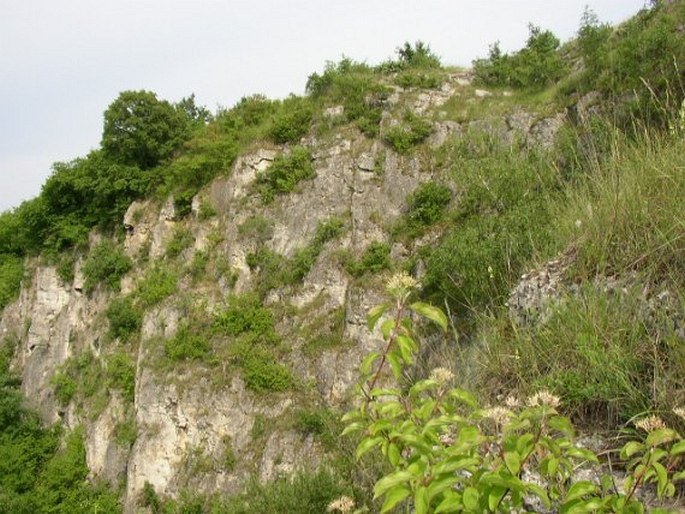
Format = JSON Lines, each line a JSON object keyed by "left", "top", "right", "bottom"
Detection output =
{"left": 1, "top": 2, "right": 685, "bottom": 513}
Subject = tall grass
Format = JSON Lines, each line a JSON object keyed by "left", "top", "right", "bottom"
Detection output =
{"left": 474, "top": 128, "right": 685, "bottom": 426}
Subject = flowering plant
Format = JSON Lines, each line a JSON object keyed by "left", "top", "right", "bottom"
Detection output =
{"left": 340, "top": 273, "right": 684, "bottom": 513}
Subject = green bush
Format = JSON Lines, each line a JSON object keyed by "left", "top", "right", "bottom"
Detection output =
{"left": 0, "top": 350, "right": 121, "bottom": 512}
{"left": 82, "top": 240, "right": 132, "bottom": 293}
{"left": 269, "top": 95, "right": 313, "bottom": 144}
{"left": 51, "top": 351, "right": 104, "bottom": 406}
{"left": 474, "top": 24, "right": 568, "bottom": 89}
{"left": 51, "top": 372, "right": 78, "bottom": 406}
{"left": 255, "top": 146, "right": 315, "bottom": 203}
{"left": 136, "top": 265, "right": 177, "bottom": 307}
{"left": 165, "top": 226, "right": 193, "bottom": 258}
{"left": 165, "top": 323, "right": 211, "bottom": 362}
{"left": 344, "top": 280, "right": 681, "bottom": 514}
{"left": 306, "top": 57, "right": 389, "bottom": 137}
{"left": 345, "top": 241, "right": 391, "bottom": 277}
{"left": 394, "top": 69, "right": 443, "bottom": 89}
{"left": 383, "top": 111, "right": 433, "bottom": 154}
{"left": 214, "top": 293, "right": 278, "bottom": 344}
{"left": 238, "top": 345, "right": 294, "bottom": 393}
{"left": 0, "top": 254, "right": 23, "bottom": 312}
{"left": 405, "top": 181, "right": 452, "bottom": 229}
{"left": 422, "top": 137, "right": 558, "bottom": 314}
{"left": 107, "top": 296, "right": 142, "bottom": 341}
{"left": 106, "top": 350, "right": 136, "bottom": 402}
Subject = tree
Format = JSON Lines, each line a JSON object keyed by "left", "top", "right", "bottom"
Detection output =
{"left": 101, "top": 90, "right": 190, "bottom": 169}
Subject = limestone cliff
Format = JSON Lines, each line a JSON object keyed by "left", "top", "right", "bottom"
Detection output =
{"left": 0, "top": 72, "right": 568, "bottom": 511}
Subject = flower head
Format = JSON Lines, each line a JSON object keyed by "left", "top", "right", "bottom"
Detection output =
{"left": 504, "top": 396, "right": 520, "bottom": 408}
{"left": 327, "top": 495, "right": 355, "bottom": 513}
{"left": 483, "top": 406, "right": 512, "bottom": 426}
{"left": 527, "top": 390, "right": 561, "bottom": 408}
{"left": 430, "top": 367, "right": 454, "bottom": 386}
{"left": 635, "top": 415, "right": 666, "bottom": 433}
{"left": 673, "top": 407, "right": 685, "bottom": 421}
{"left": 386, "top": 272, "right": 418, "bottom": 299}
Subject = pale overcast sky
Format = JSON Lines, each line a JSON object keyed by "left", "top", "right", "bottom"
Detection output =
{"left": 0, "top": 0, "right": 646, "bottom": 212}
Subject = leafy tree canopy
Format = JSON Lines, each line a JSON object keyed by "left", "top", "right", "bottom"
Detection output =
{"left": 101, "top": 90, "right": 190, "bottom": 169}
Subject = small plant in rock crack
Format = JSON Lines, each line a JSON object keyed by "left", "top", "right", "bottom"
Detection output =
{"left": 341, "top": 273, "right": 683, "bottom": 513}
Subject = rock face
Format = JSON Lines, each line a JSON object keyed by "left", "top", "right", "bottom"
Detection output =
{"left": 0, "top": 73, "right": 576, "bottom": 510}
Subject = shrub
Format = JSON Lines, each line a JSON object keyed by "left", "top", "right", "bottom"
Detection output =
{"left": 165, "top": 226, "right": 193, "bottom": 258}
{"left": 395, "top": 40, "right": 442, "bottom": 69}
{"left": 343, "top": 276, "right": 681, "bottom": 514}
{"left": 383, "top": 111, "right": 433, "bottom": 154}
{"left": 0, "top": 254, "right": 23, "bottom": 312}
{"left": 106, "top": 350, "right": 136, "bottom": 402}
{"left": 236, "top": 344, "right": 293, "bottom": 393}
{"left": 136, "top": 265, "right": 177, "bottom": 307}
{"left": 306, "top": 57, "right": 389, "bottom": 137}
{"left": 254, "top": 146, "right": 315, "bottom": 203}
{"left": 473, "top": 24, "right": 568, "bottom": 89}
{"left": 345, "top": 241, "right": 391, "bottom": 277}
{"left": 107, "top": 296, "right": 142, "bottom": 341}
{"left": 405, "top": 182, "right": 452, "bottom": 228}
{"left": 82, "top": 240, "right": 132, "bottom": 293}
{"left": 165, "top": 323, "right": 211, "bottom": 361}
{"left": 269, "top": 95, "right": 313, "bottom": 144}
{"left": 394, "top": 69, "right": 443, "bottom": 89}
{"left": 213, "top": 293, "right": 278, "bottom": 344}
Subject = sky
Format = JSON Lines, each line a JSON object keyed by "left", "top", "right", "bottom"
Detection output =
{"left": 0, "top": 0, "right": 647, "bottom": 213}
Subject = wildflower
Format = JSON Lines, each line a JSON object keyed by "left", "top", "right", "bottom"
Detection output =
{"left": 430, "top": 367, "right": 454, "bottom": 386}
{"left": 439, "top": 431, "right": 456, "bottom": 446}
{"left": 386, "top": 271, "right": 418, "bottom": 299}
{"left": 673, "top": 407, "right": 685, "bottom": 421}
{"left": 635, "top": 415, "right": 666, "bottom": 433}
{"left": 483, "top": 406, "right": 512, "bottom": 425}
{"left": 504, "top": 396, "right": 520, "bottom": 408}
{"left": 527, "top": 390, "right": 561, "bottom": 408}
{"left": 327, "top": 495, "right": 355, "bottom": 513}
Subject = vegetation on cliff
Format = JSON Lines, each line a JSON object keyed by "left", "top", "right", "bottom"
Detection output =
{"left": 1, "top": 1, "right": 685, "bottom": 512}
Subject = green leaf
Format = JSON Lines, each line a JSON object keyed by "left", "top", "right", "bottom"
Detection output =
{"left": 673, "top": 470, "right": 685, "bottom": 481}
{"left": 427, "top": 474, "right": 458, "bottom": 501}
{"left": 341, "top": 422, "right": 364, "bottom": 436}
{"left": 463, "top": 487, "right": 479, "bottom": 511}
{"left": 488, "top": 487, "right": 506, "bottom": 511}
{"left": 415, "top": 485, "right": 429, "bottom": 514}
{"left": 645, "top": 428, "right": 679, "bottom": 447}
{"left": 387, "top": 352, "right": 402, "bottom": 379}
{"left": 374, "top": 470, "right": 414, "bottom": 498}
{"left": 360, "top": 351, "right": 380, "bottom": 375}
{"left": 548, "top": 414, "right": 574, "bottom": 434}
{"left": 367, "top": 303, "right": 388, "bottom": 331}
{"left": 526, "top": 483, "right": 551, "bottom": 508}
{"left": 380, "top": 484, "right": 411, "bottom": 513}
{"left": 449, "top": 388, "right": 478, "bottom": 408}
{"left": 396, "top": 334, "right": 417, "bottom": 363}
{"left": 670, "top": 440, "right": 685, "bottom": 456}
{"left": 653, "top": 461, "right": 668, "bottom": 497}
{"left": 565, "top": 447, "right": 599, "bottom": 462}
{"left": 381, "top": 318, "right": 395, "bottom": 339}
{"left": 504, "top": 451, "right": 521, "bottom": 474}
{"left": 435, "top": 492, "right": 462, "bottom": 513}
{"left": 357, "top": 436, "right": 383, "bottom": 460}
{"left": 410, "top": 301, "right": 448, "bottom": 331}
{"left": 388, "top": 443, "right": 401, "bottom": 466}
{"left": 433, "top": 456, "right": 480, "bottom": 475}
{"left": 565, "top": 481, "right": 598, "bottom": 502}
